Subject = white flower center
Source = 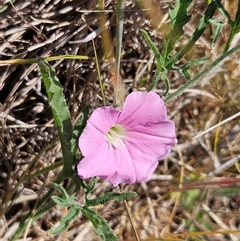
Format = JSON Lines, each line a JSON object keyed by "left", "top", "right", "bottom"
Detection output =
{"left": 106, "top": 124, "right": 126, "bottom": 147}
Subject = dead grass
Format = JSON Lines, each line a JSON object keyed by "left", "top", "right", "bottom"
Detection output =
{"left": 0, "top": 0, "right": 240, "bottom": 240}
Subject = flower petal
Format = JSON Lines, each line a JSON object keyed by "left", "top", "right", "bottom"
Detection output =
{"left": 126, "top": 126, "right": 177, "bottom": 161}
{"left": 118, "top": 91, "right": 167, "bottom": 126}
{"left": 128, "top": 120, "right": 177, "bottom": 140}
{"left": 79, "top": 106, "right": 120, "bottom": 156}
{"left": 78, "top": 91, "right": 178, "bottom": 186}
{"left": 77, "top": 142, "right": 137, "bottom": 186}
{"left": 104, "top": 145, "right": 136, "bottom": 186}
{"left": 126, "top": 142, "right": 159, "bottom": 182}
{"left": 78, "top": 142, "right": 116, "bottom": 179}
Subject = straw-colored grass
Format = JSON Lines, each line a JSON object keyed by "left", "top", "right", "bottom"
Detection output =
{"left": 0, "top": 0, "right": 240, "bottom": 240}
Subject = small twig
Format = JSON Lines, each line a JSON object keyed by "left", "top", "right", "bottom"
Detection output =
{"left": 69, "top": 21, "right": 109, "bottom": 44}
{"left": 168, "top": 147, "right": 184, "bottom": 228}
{"left": 193, "top": 111, "right": 240, "bottom": 139}
{"left": 202, "top": 204, "right": 239, "bottom": 241}
{"left": 10, "top": 1, "right": 46, "bottom": 40}
{"left": 208, "top": 154, "right": 240, "bottom": 176}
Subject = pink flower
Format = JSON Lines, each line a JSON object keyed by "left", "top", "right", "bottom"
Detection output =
{"left": 77, "top": 91, "right": 177, "bottom": 186}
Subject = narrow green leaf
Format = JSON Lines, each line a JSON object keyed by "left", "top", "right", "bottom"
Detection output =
{"left": 166, "top": 0, "right": 218, "bottom": 68}
{"left": 169, "top": 0, "right": 192, "bottom": 33}
{"left": 184, "top": 56, "right": 209, "bottom": 69}
{"left": 140, "top": 29, "right": 162, "bottom": 60}
{"left": 82, "top": 206, "right": 118, "bottom": 241}
{"left": 214, "top": 0, "right": 233, "bottom": 25}
{"left": 37, "top": 58, "right": 72, "bottom": 133}
{"left": 87, "top": 191, "right": 137, "bottom": 207}
{"left": 167, "top": 0, "right": 193, "bottom": 54}
{"left": 50, "top": 182, "right": 76, "bottom": 206}
{"left": 51, "top": 183, "right": 70, "bottom": 200}
{"left": 209, "top": 19, "right": 226, "bottom": 46}
{"left": 140, "top": 29, "right": 170, "bottom": 94}
{"left": 51, "top": 195, "right": 76, "bottom": 207}
{"left": 177, "top": 56, "right": 209, "bottom": 79}
{"left": 37, "top": 58, "right": 74, "bottom": 171}
{"left": 224, "top": 0, "right": 240, "bottom": 51}
{"left": 11, "top": 180, "right": 77, "bottom": 241}
{"left": 49, "top": 206, "right": 82, "bottom": 234}
{"left": 165, "top": 44, "right": 240, "bottom": 103}
{"left": 86, "top": 177, "right": 97, "bottom": 194}
{"left": 51, "top": 196, "right": 69, "bottom": 206}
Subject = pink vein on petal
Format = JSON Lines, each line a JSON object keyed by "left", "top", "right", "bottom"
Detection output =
{"left": 128, "top": 121, "right": 177, "bottom": 139}
{"left": 104, "top": 145, "right": 136, "bottom": 186}
{"left": 126, "top": 130, "right": 176, "bottom": 159}
{"left": 126, "top": 142, "right": 159, "bottom": 183}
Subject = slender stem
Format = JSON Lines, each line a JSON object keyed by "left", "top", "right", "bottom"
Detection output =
{"left": 92, "top": 39, "right": 106, "bottom": 106}
{"left": 113, "top": 0, "right": 126, "bottom": 107}
{"left": 165, "top": 44, "right": 240, "bottom": 103}
{"left": 165, "top": 0, "right": 217, "bottom": 69}
{"left": 116, "top": 0, "right": 125, "bottom": 76}
{"left": 119, "top": 185, "right": 141, "bottom": 241}
{"left": 223, "top": 0, "right": 240, "bottom": 52}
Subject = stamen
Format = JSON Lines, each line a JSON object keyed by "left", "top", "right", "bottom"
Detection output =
{"left": 106, "top": 124, "right": 126, "bottom": 147}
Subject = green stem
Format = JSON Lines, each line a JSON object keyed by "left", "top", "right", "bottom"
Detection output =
{"left": 223, "top": 0, "right": 240, "bottom": 52}
{"left": 165, "top": 44, "right": 240, "bottom": 103}
{"left": 116, "top": 0, "right": 125, "bottom": 76}
{"left": 11, "top": 169, "right": 74, "bottom": 241}
{"left": 165, "top": 0, "right": 217, "bottom": 69}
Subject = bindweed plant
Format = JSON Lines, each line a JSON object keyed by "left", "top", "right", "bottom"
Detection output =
{"left": 11, "top": 58, "right": 137, "bottom": 241}
{"left": 4, "top": 0, "right": 240, "bottom": 240}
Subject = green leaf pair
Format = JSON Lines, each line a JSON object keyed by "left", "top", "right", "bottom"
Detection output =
{"left": 50, "top": 183, "right": 137, "bottom": 241}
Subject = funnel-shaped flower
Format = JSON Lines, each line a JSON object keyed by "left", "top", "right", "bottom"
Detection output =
{"left": 77, "top": 91, "right": 177, "bottom": 186}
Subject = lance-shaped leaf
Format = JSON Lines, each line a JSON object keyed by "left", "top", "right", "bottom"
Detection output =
{"left": 49, "top": 206, "right": 82, "bottom": 234}
{"left": 82, "top": 206, "right": 118, "bottom": 241}
{"left": 37, "top": 58, "right": 73, "bottom": 172}
{"left": 51, "top": 182, "right": 77, "bottom": 207}
{"left": 224, "top": 0, "right": 240, "bottom": 51}
{"left": 140, "top": 29, "right": 170, "bottom": 95}
{"left": 167, "top": 0, "right": 193, "bottom": 54}
{"left": 86, "top": 191, "right": 137, "bottom": 207}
